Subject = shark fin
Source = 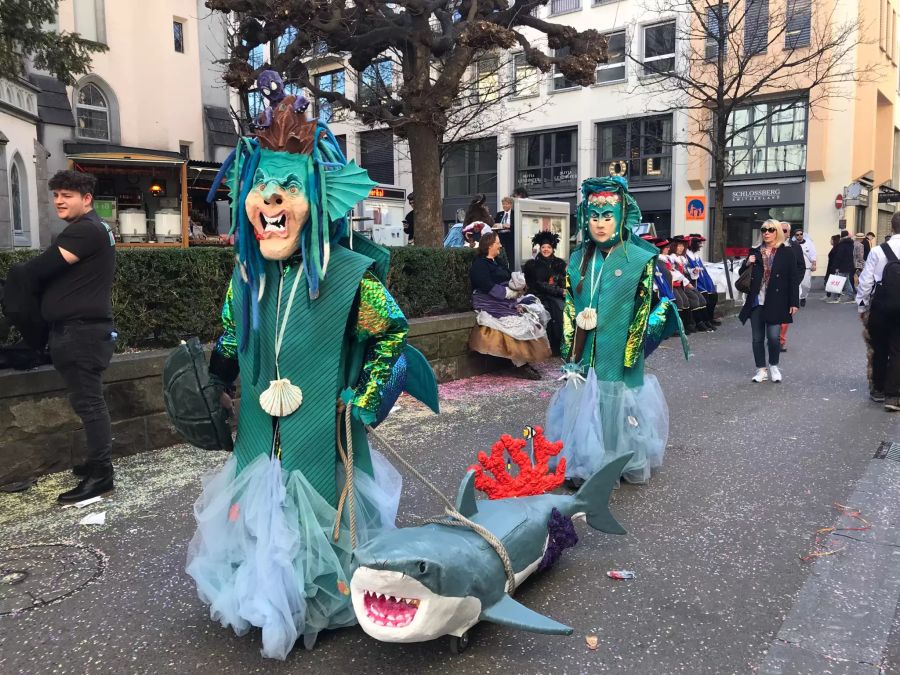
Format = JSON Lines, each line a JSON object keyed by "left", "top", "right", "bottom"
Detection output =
{"left": 574, "top": 453, "right": 633, "bottom": 535}
{"left": 325, "top": 160, "right": 377, "bottom": 223}
{"left": 480, "top": 594, "right": 573, "bottom": 635}
{"left": 455, "top": 470, "right": 478, "bottom": 518}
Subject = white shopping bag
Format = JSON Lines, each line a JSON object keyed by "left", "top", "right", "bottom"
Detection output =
{"left": 825, "top": 274, "right": 847, "bottom": 294}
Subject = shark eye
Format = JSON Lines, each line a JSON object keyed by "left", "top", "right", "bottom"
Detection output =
{"left": 418, "top": 561, "right": 428, "bottom": 574}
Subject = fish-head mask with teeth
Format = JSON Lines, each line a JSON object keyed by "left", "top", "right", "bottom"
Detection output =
{"left": 244, "top": 149, "right": 310, "bottom": 260}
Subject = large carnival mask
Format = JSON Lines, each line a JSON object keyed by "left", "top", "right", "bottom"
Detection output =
{"left": 245, "top": 150, "right": 310, "bottom": 261}
{"left": 578, "top": 176, "right": 639, "bottom": 250}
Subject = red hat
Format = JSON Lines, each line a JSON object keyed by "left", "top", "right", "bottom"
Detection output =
{"left": 654, "top": 238, "right": 670, "bottom": 248}
{"left": 688, "top": 233, "right": 707, "bottom": 241}
{"left": 639, "top": 234, "right": 655, "bottom": 241}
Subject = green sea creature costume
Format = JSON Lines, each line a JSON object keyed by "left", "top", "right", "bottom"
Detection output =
{"left": 185, "top": 93, "right": 438, "bottom": 660}
{"left": 546, "top": 176, "right": 686, "bottom": 484}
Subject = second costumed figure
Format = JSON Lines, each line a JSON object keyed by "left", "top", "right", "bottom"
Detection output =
{"left": 546, "top": 176, "right": 688, "bottom": 485}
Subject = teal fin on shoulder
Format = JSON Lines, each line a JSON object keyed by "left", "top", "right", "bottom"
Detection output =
{"left": 455, "top": 470, "right": 478, "bottom": 518}
{"left": 480, "top": 594, "right": 573, "bottom": 635}
{"left": 325, "top": 160, "right": 377, "bottom": 223}
{"left": 574, "top": 453, "right": 633, "bottom": 535}
{"left": 402, "top": 345, "right": 439, "bottom": 414}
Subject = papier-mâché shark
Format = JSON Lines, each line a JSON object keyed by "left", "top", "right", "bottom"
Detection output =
{"left": 349, "top": 453, "right": 631, "bottom": 645}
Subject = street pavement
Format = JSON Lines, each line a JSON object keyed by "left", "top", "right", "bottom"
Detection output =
{"left": 1, "top": 296, "right": 899, "bottom": 674}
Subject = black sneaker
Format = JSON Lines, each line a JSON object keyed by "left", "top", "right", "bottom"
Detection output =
{"left": 871, "top": 391, "right": 886, "bottom": 403}
{"left": 800, "top": 299, "right": 806, "bottom": 307}
{"left": 58, "top": 464, "right": 114, "bottom": 503}
{"left": 885, "top": 397, "right": 900, "bottom": 412}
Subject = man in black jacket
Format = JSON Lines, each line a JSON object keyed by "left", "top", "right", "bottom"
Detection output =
{"left": 829, "top": 229, "right": 857, "bottom": 303}
{"left": 14, "top": 170, "right": 117, "bottom": 502}
{"left": 778, "top": 221, "right": 807, "bottom": 351}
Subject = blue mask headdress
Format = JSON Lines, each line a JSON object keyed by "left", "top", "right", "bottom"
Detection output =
{"left": 208, "top": 89, "right": 375, "bottom": 353}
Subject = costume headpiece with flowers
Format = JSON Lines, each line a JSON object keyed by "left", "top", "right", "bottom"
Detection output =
{"left": 207, "top": 73, "right": 376, "bottom": 352}
{"left": 577, "top": 176, "right": 648, "bottom": 251}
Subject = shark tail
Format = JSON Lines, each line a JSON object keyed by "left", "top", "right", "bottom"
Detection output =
{"left": 574, "top": 453, "right": 633, "bottom": 535}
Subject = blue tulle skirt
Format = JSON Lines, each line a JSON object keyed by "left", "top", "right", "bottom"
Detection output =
{"left": 545, "top": 368, "right": 669, "bottom": 484}
{"left": 186, "top": 448, "right": 401, "bottom": 659}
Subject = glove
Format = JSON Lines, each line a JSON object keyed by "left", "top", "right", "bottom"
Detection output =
{"left": 505, "top": 287, "right": 518, "bottom": 300}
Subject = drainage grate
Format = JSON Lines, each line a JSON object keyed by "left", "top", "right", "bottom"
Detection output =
{"left": 874, "top": 441, "right": 900, "bottom": 462}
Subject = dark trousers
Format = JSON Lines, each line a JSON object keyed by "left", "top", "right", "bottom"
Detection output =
{"left": 749, "top": 306, "right": 781, "bottom": 368}
{"left": 49, "top": 322, "right": 116, "bottom": 468}
{"left": 539, "top": 294, "right": 565, "bottom": 356}
{"left": 868, "top": 311, "right": 900, "bottom": 396}
{"left": 704, "top": 291, "right": 718, "bottom": 320}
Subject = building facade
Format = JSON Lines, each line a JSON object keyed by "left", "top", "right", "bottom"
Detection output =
{"left": 0, "top": 0, "right": 238, "bottom": 248}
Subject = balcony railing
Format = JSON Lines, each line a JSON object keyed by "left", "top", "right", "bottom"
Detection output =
{"left": 0, "top": 78, "right": 38, "bottom": 117}
{"left": 549, "top": 0, "right": 581, "bottom": 15}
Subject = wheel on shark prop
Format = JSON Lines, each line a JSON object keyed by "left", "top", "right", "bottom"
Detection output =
{"left": 349, "top": 426, "right": 632, "bottom": 650}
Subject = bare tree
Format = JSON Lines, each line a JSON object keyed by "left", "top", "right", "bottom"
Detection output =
{"left": 206, "top": 0, "right": 607, "bottom": 246}
{"left": 632, "top": 0, "right": 869, "bottom": 258}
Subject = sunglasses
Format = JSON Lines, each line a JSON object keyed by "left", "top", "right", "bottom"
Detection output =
{"left": 760, "top": 226, "right": 777, "bottom": 233}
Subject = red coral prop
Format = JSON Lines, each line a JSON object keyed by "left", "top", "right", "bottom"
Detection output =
{"left": 469, "top": 426, "right": 566, "bottom": 499}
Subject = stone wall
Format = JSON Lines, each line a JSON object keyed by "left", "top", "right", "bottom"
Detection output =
{"left": 0, "top": 311, "right": 497, "bottom": 485}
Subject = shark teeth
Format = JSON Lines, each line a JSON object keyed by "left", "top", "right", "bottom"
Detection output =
{"left": 363, "top": 590, "right": 419, "bottom": 628}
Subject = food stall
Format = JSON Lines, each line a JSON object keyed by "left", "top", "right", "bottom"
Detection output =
{"left": 65, "top": 145, "right": 227, "bottom": 248}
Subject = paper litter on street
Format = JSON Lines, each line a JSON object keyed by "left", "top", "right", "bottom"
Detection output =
{"left": 62, "top": 496, "right": 104, "bottom": 509}
{"left": 79, "top": 511, "right": 107, "bottom": 526}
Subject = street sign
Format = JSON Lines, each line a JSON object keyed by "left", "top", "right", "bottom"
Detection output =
{"left": 685, "top": 196, "right": 706, "bottom": 221}
{"left": 834, "top": 194, "right": 843, "bottom": 209}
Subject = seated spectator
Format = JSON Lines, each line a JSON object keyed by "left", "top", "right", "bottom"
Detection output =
{"left": 468, "top": 232, "right": 551, "bottom": 379}
{"left": 522, "top": 231, "right": 566, "bottom": 356}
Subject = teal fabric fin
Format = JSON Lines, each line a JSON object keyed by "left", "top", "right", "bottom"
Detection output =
{"left": 345, "top": 233, "right": 390, "bottom": 283}
{"left": 480, "top": 594, "right": 573, "bottom": 635}
{"left": 402, "top": 345, "right": 440, "bottom": 414}
{"left": 325, "top": 160, "right": 377, "bottom": 223}
{"left": 455, "top": 470, "right": 478, "bottom": 518}
{"left": 574, "top": 453, "right": 633, "bottom": 535}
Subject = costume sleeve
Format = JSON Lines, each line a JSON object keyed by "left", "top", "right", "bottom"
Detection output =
{"left": 209, "top": 279, "right": 240, "bottom": 387}
{"left": 351, "top": 272, "right": 409, "bottom": 421}
{"left": 561, "top": 273, "right": 576, "bottom": 361}
{"left": 624, "top": 260, "right": 654, "bottom": 368}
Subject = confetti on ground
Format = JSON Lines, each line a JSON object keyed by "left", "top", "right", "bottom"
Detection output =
{"left": 585, "top": 634, "right": 599, "bottom": 650}
{"left": 607, "top": 570, "right": 636, "bottom": 580}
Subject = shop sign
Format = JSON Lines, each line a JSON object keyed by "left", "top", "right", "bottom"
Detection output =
{"left": 717, "top": 182, "right": 806, "bottom": 207}
{"left": 834, "top": 194, "right": 843, "bottom": 209}
{"left": 685, "top": 196, "right": 706, "bottom": 221}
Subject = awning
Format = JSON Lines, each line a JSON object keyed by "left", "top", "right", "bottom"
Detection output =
{"left": 65, "top": 142, "right": 186, "bottom": 168}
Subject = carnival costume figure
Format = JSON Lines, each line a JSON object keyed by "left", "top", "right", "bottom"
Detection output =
{"left": 184, "top": 76, "right": 437, "bottom": 660}
{"left": 684, "top": 234, "right": 720, "bottom": 329}
{"left": 545, "top": 177, "right": 687, "bottom": 485}
{"left": 522, "top": 231, "right": 567, "bottom": 355}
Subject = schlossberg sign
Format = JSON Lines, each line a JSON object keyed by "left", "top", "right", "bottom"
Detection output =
{"left": 717, "top": 182, "right": 806, "bottom": 207}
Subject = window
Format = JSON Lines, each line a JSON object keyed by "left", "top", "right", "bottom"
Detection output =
{"left": 443, "top": 138, "right": 498, "bottom": 197}
{"left": 173, "top": 20, "right": 185, "bottom": 53}
{"left": 179, "top": 143, "right": 191, "bottom": 159}
{"left": 359, "top": 60, "right": 393, "bottom": 106}
{"left": 705, "top": 4, "right": 729, "bottom": 60}
{"left": 10, "top": 163, "right": 23, "bottom": 233}
{"left": 275, "top": 27, "right": 298, "bottom": 55}
{"left": 514, "top": 128, "right": 578, "bottom": 193}
{"left": 75, "top": 83, "right": 110, "bottom": 140}
{"left": 74, "top": 0, "right": 106, "bottom": 43}
{"left": 643, "top": 21, "right": 676, "bottom": 75}
{"left": 513, "top": 53, "right": 539, "bottom": 98}
{"left": 596, "top": 31, "right": 626, "bottom": 83}
{"left": 359, "top": 129, "right": 394, "bottom": 185}
{"left": 744, "top": 0, "right": 769, "bottom": 56}
{"left": 549, "top": 0, "right": 581, "bottom": 15}
{"left": 726, "top": 100, "right": 807, "bottom": 175}
{"left": 315, "top": 70, "right": 346, "bottom": 123}
{"left": 246, "top": 91, "right": 265, "bottom": 124}
{"left": 475, "top": 57, "right": 500, "bottom": 103}
{"left": 334, "top": 134, "right": 347, "bottom": 158}
{"left": 597, "top": 116, "right": 672, "bottom": 185}
{"left": 785, "top": 0, "right": 811, "bottom": 48}
{"left": 552, "top": 47, "right": 579, "bottom": 92}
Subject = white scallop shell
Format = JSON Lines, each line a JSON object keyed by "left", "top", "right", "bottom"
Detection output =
{"left": 259, "top": 378, "right": 303, "bottom": 417}
{"left": 575, "top": 307, "right": 598, "bottom": 331}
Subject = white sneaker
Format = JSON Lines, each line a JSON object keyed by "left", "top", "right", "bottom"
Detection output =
{"left": 769, "top": 365, "right": 782, "bottom": 382}
{"left": 752, "top": 368, "right": 769, "bottom": 382}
